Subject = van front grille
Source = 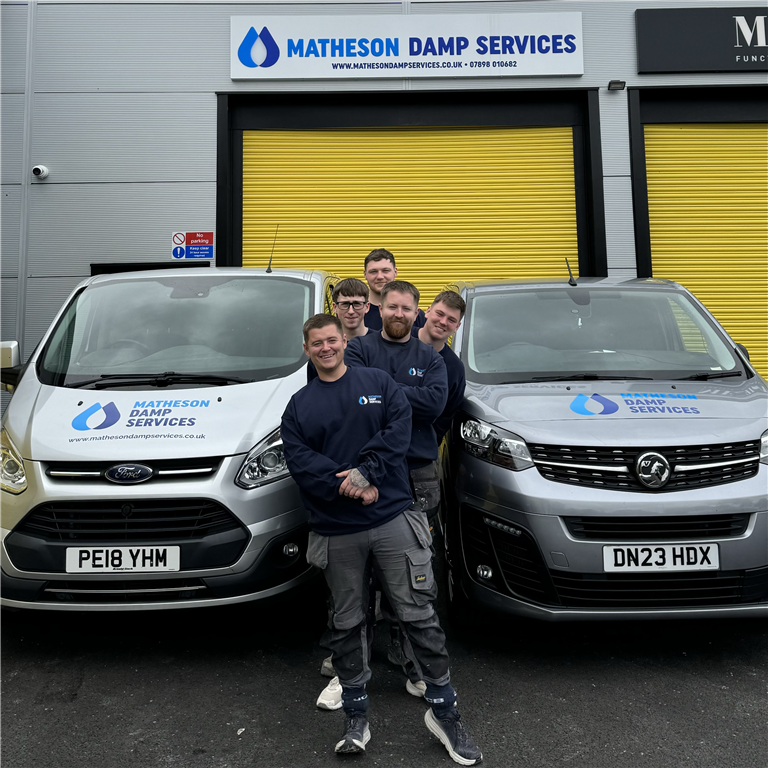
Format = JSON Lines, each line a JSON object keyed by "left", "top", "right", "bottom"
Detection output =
{"left": 564, "top": 514, "right": 751, "bottom": 541}
{"left": 16, "top": 499, "right": 242, "bottom": 542}
{"left": 531, "top": 440, "right": 760, "bottom": 492}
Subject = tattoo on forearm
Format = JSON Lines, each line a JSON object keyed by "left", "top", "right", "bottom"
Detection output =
{"left": 348, "top": 468, "right": 371, "bottom": 489}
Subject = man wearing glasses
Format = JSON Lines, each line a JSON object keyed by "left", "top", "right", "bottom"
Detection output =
{"left": 307, "top": 278, "right": 370, "bottom": 382}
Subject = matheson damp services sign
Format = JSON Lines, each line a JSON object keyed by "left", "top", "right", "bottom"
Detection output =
{"left": 230, "top": 13, "right": 583, "bottom": 80}
{"left": 637, "top": 7, "right": 768, "bottom": 73}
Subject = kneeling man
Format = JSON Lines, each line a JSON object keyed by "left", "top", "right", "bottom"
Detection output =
{"left": 281, "top": 314, "right": 482, "bottom": 765}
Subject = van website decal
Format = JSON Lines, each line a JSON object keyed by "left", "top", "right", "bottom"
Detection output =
{"left": 70, "top": 399, "right": 210, "bottom": 439}
{"left": 569, "top": 393, "right": 702, "bottom": 417}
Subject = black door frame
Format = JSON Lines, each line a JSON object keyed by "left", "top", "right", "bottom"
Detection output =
{"left": 216, "top": 88, "right": 608, "bottom": 277}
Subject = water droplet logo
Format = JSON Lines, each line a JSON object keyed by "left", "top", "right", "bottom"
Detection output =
{"left": 359, "top": 396, "right": 369, "bottom": 405}
{"left": 569, "top": 394, "right": 619, "bottom": 416}
{"left": 238, "top": 26, "right": 280, "bottom": 68}
{"left": 408, "top": 367, "right": 417, "bottom": 376}
{"left": 72, "top": 402, "right": 121, "bottom": 431}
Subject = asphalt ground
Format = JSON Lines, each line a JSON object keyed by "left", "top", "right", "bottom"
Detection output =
{"left": 2, "top": 569, "right": 767, "bottom": 768}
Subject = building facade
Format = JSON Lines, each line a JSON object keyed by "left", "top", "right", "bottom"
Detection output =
{"left": 2, "top": 0, "right": 766, "bottom": 376}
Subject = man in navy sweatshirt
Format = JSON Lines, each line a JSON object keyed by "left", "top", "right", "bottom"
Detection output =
{"left": 362, "top": 248, "right": 426, "bottom": 331}
{"left": 415, "top": 290, "right": 467, "bottom": 444}
{"left": 281, "top": 314, "right": 482, "bottom": 765}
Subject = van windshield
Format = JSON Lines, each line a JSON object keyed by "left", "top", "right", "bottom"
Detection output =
{"left": 464, "top": 287, "right": 745, "bottom": 384}
{"left": 38, "top": 275, "right": 314, "bottom": 388}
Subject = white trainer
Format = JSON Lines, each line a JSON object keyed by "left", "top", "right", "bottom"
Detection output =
{"left": 316, "top": 676, "right": 343, "bottom": 711}
{"left": 406, "top": 679, "right": 427, "bottom": 698}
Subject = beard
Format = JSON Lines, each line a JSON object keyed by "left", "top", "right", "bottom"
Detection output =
{"left": 382, "top": 316, "right": 412, "bottom": 340}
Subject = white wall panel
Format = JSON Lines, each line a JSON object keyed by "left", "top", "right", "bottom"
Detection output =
{"left": 1, "top": 186, "right": 21, "bottom": 277}
{"left": 27, "top": 182, "right": 215, "bottom": 277}
{"left": 0, "top": 3, "right": 27, "bottom": 94}
{"left": 23, "top": 275, "right": 83, "bottom": 357}
{"left": 1, "top": 94, "right": 24, "bottom": 184}
{"left": 603, "top": 176, "right": 636, "bottom": 275}
{"left": 31, "top": 93, "right": 216, "bottom": 184}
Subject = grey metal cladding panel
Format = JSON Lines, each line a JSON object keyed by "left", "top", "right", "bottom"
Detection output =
{"left": 31, "top": 94, "right": 216, "bottom": 183}
{"left": 1, "top": 94, "right": 24, "bottom": 184}
{"left": 23, "top": 276, "right": 83, "bottom": 358}
{"left": 1, "top": 277, "right": 18, "bottom": 341}
{"left": 1, "top": 186, "right": 21, "bottom": 277}
{"left": 27, "top": 182, "right": 215, "bottom": 277}
{"left": 604, "top": 176, "right": 637, "bottom": 274}
{"left": 599, "top": 88, "right": 631, "bottom": 178}
{"left": 33, "top": 3, "right": 400, "bottom": 93}
{"left": 1, "top": 4, "right": 27, "bottom": 94}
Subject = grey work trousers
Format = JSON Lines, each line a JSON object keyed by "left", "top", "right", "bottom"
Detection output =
{"left": 307, "top": 509, "right": 451, "bottom": 690}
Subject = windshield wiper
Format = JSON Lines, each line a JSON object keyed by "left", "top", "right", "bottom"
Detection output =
{"left": 531, "top": 374, "right": 654, "bottom": 382}
{"left": 66, "top": 372, "right": 252, "bottom": 389}
{"left": 675, "top": 371, "right": 744, "bottom": 381}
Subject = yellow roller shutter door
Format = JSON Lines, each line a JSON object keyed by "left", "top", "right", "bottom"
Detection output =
{"left": 644, "top": 123, "right": 768, "bottom": 377}
{"left": 242, "top": 127, "right": 578, "bottom": 307}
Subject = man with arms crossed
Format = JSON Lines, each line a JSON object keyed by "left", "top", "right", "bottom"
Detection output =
{"left": 281, "top": 314, "right": 482, "bottom": 765}
{"left": 363, "top": 248, "right": 426, "bottom": 331}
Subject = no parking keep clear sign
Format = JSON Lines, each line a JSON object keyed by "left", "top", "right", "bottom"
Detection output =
{"left": 171, "top": 232, "right": 214, "bottom": 260}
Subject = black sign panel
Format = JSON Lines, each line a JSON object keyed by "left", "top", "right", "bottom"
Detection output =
{"left": 636, "top": 7, "right": 768, "bottom": 73}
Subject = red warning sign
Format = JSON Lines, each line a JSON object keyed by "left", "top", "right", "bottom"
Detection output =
{"left": 186, "top": 232, "right": 214, "bottom": 246}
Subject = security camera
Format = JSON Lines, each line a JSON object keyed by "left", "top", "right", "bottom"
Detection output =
{"left": 32, "top": 165, "right": 49, "bottom": 179}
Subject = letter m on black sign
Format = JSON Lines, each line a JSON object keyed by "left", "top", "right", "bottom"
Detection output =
{"left": 735, "top": 15, "right": 767, "bottom": 47}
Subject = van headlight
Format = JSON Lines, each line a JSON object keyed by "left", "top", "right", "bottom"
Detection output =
{"left": 761, "top": 429, "right": 768, "bottom": 465}
{"left": 235, "top": 428, "right": 289, "bottom": 489}
{"left": 459, "top": 417, "right": 534, "bottom": 471}
{"left": 1, "top": 427, "right": 27, "bottom": 494}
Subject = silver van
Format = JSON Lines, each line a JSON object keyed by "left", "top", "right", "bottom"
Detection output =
{"left": 1, "top": 268, "right": 336, "bottom": 611}
{"left": 443, "top": 277, "right": 768, "bottom": 621}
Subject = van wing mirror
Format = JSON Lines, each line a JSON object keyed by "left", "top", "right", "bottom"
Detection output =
{"left": 1, "top": 341, "right": 22, "bottom": 392}
{"left": 736, "top": 343, "right": 750, "bottom": 361}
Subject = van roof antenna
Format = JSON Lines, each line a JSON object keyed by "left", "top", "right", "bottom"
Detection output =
{"left": 266, "top": 224, "right": 279, "bottom": 274}
{"left": 565, "top": 258, "right": 577, "bottom": 287}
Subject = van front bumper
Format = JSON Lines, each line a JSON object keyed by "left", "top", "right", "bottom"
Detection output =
{"left": 449, "top": 456, "right": 768, "bottom": 620}
{"left": 0, "top": 457, "right": 316, "bottom": 611}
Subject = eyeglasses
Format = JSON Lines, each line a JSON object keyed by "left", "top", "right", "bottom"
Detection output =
{"left": 335, "top": 301, "right": 367, "bottom": 311}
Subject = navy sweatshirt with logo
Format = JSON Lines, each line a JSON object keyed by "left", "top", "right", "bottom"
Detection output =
{"left": 410, "top": 327, "right": 467, "bottom": 443}
{"left": 281, "top": 366, "right": 413, "bottom": 536}
{"left": 345, "top": 332, "right": 447, "bottom": 469}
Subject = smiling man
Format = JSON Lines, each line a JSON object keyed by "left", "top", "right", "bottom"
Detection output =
{"left": 281, "top": 314, "right": 482, "bottom": 765}
{"left": 415, "top": 291, "right": 467, "bottom": 443}
{"left": 362, "top": 249, "right": 426, "bottom": 331}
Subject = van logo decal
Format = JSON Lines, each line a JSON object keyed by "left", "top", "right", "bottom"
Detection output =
{"left": 569, "top": 394, "right": 619, "bottom": 416}
{"left": 105, "top": 464, "right": 154, "bottom": 484}
{"left": 237, "top": 26, "right": 280, "bottom": 68}
{"left": 72, "top": 402, "right": 121, "bottom": 431}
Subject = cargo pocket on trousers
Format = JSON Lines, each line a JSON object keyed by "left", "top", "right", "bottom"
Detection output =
{"left": 405, "top": 546, "right": 437, "bottom": 606}
{"left": 403, "top": 507, "right": 433, "bottom": 549}
{"left": 306, "top": 531, "right": 329, "bottom": 569}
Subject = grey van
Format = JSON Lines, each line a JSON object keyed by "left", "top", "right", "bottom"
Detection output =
{"left": 442, "top": 277, "right": 768, "bottom": 621}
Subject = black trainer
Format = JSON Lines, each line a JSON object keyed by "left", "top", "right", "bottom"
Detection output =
{"left": 425, "top": 708, "right": 483, "bottom": 766}
{"left": 334, "top": 715, "right": 371, "bottom": 754}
